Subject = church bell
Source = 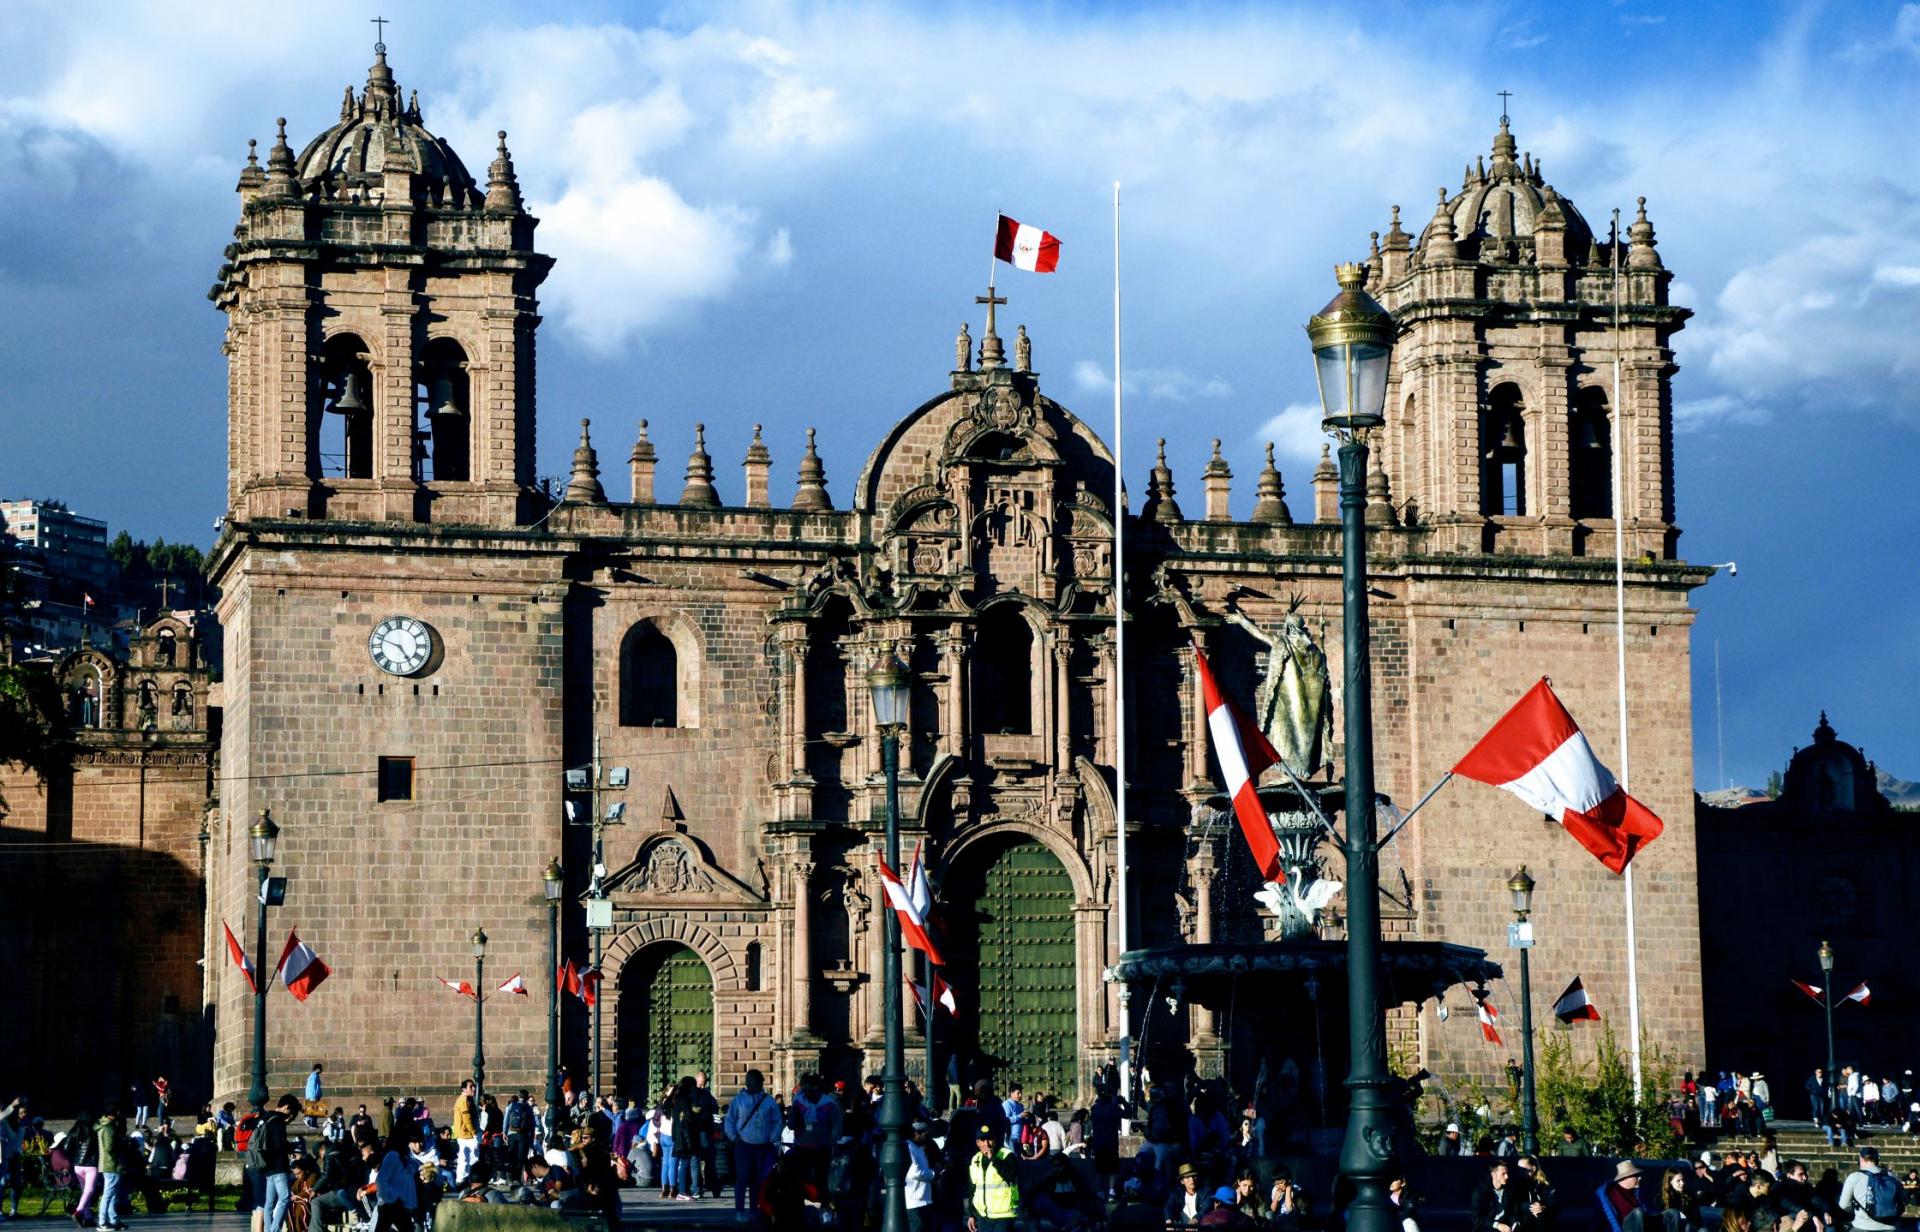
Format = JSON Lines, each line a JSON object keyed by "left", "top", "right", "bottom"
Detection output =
{"left": 329, "top": 370, "right": 368, "bottom": 415}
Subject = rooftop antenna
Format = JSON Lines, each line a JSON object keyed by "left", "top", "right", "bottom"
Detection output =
{"left": 371, "top": 15, "right": 389, "bottom": 54}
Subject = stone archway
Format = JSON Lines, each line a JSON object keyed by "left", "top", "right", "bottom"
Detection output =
{"left": 615, "top": 943, "right": 715, "bottom": 1104}
{"left": 941, "top": 833, "right": 1079, "bottom": 1102}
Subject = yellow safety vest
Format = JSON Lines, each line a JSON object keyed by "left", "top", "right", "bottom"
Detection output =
{"left": 969, "top": 1149, "right": 1021, "bottom": 1219}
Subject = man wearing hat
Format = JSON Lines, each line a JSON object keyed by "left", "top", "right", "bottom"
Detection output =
{"left": 1166, "top": 1161, "right": 1208, "bottom": 1227}
{"left": 905, "top": 1120, "right": 940, "bottom": 1232}
{"left": 964, "top": 1123, "right": 1021, "bottom": 1232}
{"left": 1600, "top": 1161, "right": 1646, "bottom": 1232}
{"left": 1439, "top": 1122, "right": 1465, "bottom": 1156}
{"left": 1199, "top": 1183, "right": 1258, "bottom": 1227}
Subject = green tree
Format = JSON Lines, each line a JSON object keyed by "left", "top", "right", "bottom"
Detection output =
{"left": 1766, "top": 770, "right": 1784, "bottom": 799}
{"left": 1535, "top": 1024, "right": 1679, "bottom": 1157}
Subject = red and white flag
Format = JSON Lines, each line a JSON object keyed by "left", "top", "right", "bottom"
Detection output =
{"left": 275, "top": 931, "right": 331, "bottom": 1002}
{"left": 1846, "top": 982, "right": 1871, "bottom": 1007}
{"left": 498, "top": 973, "right": 528, "bottom": 997}
{"left": 878, "top": 859, "right": 947, "bottom": 966}
{"left": 906, "top": 971, "right": 960, "bottom": 1019}
{"left": 82, "top": 593, "right": 96, "bottom": 610}
{"left": 579, "top": 967, "right": 602, "bottom": 1008}
{"left": 1477, "top": 998, "right": 1503, "bottom": 1045}
{"left": 907, "top": 843, "right": 945, "bottom": 952}
{"left": 1453, "top": 679, "right": 1663, "bottom": 874}
{"left": 994, "top": 214, "right": 1062, "bottom": 273}
{"left": 439, "top": 977, "right": 477, "bottom": 999}
{"left": 1553, "top": 976, "right": 1601, "bottom": 1023}
{"left": 557, "top": 959, "right": 581, "bottom": 997}
{"left": 224, "top": 921, "right": 257, "bottom": 994}
{"left": 1791, "top": 979, "right": 1825, "bottom": 1003}
{"left": 1193, "top": 642, "right": 1284, "bottom": 881}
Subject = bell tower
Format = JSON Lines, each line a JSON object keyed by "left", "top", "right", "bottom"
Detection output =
{"left": 1367, "top": 117, "right": 1690, "bottom": 558}
{"left": 213, "top": 45, "right": 552, "bottom": 527}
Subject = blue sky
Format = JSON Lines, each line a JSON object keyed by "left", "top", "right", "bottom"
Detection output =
{"left": 2, "top": 0, "right": 1917, "bottom": 790}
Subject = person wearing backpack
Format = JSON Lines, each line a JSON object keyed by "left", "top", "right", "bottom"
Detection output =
{"left": 1839, "top": 1146, "right": 1900, "bottom": 1232}
{"left": 247, "top": 1096, "right": 297, "bottom": 1232}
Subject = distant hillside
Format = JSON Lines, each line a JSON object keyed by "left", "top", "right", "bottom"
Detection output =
{"left": 1878, "top": 768, "right": 1920, "bottom": 810}
{"left": 1701, "top": 786, "right": 1769, "bottom": 808}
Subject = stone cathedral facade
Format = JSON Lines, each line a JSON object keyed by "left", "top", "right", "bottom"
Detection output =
{"left": 202, "top": 51, "right": 1709, "bottom": 1108}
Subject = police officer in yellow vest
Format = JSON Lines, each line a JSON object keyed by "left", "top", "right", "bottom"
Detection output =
{"left": 965, "top": 1123, "right": 1022, "bottom": 1232}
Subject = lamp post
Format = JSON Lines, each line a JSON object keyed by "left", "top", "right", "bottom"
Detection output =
{"left": 472, "top": 926, "right": 489, "bottom": 1108}
{"left": 1508, "top": 866, "right": 1539, "bottom": 1154}
{"left": 565, "top": 739, "right": 628, "bottom": 1096}
{"left": 543, "top": 860, "right": 564, "bottom": 1111}
{"left": 1819, "top": 940, "right": 1836, "bottom": 1117}
{"left": 1307, "top": 262, "right": 1398, "bottom": 1232}
{"left": 247, "top": 807, "right": 280, "bottom": 1112}
{"left": 867, "top": 652, "right": 911, "bottom": 1232}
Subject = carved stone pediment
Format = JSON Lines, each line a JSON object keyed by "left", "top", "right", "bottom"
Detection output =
{"left": 604, "top": 830, "right": 766, "bottom": 906}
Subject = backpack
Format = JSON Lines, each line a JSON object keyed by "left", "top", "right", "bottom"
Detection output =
{"left": 1864, "top": 1169, "right": 1902, "bottom": 1221}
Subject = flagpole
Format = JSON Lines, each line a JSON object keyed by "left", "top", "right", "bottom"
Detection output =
{"left": 1111, "top": 180, "right": 1134, "bottom": 1111}
{"left": 1611, "top": 207, "right": 1644, "bottom": 1099}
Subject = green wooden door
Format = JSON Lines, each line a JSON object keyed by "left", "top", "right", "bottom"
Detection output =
{"left": 641, "top": 945, "right": 713, "bottom": 1096}
{"left": 973, "top": 840, "right": 1077, "bottom": 1098}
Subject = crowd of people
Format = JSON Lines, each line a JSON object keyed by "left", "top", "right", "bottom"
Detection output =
{"left": 1583, "top": 1143, "right": 1909, "bottom": 1232}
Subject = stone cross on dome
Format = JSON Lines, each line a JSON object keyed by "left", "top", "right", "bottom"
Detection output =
{"left": 975, "top": 286, "right": 1008, "bottom": 368}
{"left": 371, "top": 15, "right": 389, "bottom": 54}
{"left": 1498, "top": 89, "right": 1513, "bottom": 125}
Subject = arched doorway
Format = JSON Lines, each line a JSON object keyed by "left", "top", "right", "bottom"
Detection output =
{"left": 945, "top": 835, "right": 1077, "bottom": 1101}
{"left": 616, "top": 944, "right": 714, "bottom": 1101}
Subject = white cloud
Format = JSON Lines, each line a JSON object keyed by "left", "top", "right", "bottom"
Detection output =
{"left": 1899, "top": 5, "right": 1920, "bottom": 56}
{"left": 1251, "top": 403, "right": 1330, "bottom": 472}
{"left": 1073, "top": 360, "right": 1232, "bottom": 403}
{"left": 1674, "top": 395, "right": 1769, "bottom": 433}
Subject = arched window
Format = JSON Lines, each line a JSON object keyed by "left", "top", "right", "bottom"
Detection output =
{"left": 744, "top": 941, "right": 762, "bottom": 992}
{"left": 171, "top": 682, "right": 194, "bottom": 719}
{"left": 619, "top": 621, "right": 679, "bottom": 728}
{"left": 1480, "top": 384, "right": 1527, "bottom": 517}
{"left": 156, "top": 629, "right": 177, "bottom": 667}
{"left": 419, "top": 338, "right": 471, "bottom": 482}
{"left": 67, "top": 668, "right": 101, "bottom": 728}
{"left": 1569, "top": 387, "right": 1613, "bottom": 520}
{"left": 320, "top": 334, "right": 374, "bottom": 479}
{"left": 973, "top": 606, "right": 1035, "bottom": 735}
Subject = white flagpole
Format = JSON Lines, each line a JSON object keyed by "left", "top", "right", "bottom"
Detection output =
{"left": 1611, "top": 207, "right": 1644, "bottom": 1099}
{"left": 1112, "top": 180, "right": 1133, "bottom": 1106}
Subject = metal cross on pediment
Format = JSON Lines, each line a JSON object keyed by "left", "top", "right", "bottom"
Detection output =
{"left": 1498, "top": 90, "right": 1513, "bottom": 124}
{"left": 975, "top": 287, "right": 1007, "bottom": 341}
{"left": 371, "top": 15, "right": 389, "bottom": 53}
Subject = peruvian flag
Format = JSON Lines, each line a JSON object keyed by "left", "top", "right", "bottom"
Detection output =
{"left": 1846, "top": 983, "right": 1871, "bottom": 1007}
{"left": 1553, "top": 976, "right": 1602, "bottom": 1023}
{"left": 994, "top": 214, "right": 1062, "bottom": 273}
{"left": 1791, "top": 979, "right": 1825, "bottom": 1003}
{"left": 224, "top": 921, "right": 257, "bottom": 994}
{"left": 82, "top": 593, "right": 96, "bottom": 610}
{"left": 557, "top": 959, "right": 582, "bottom": 997}
{"left": 906, "top": 971, "right": 960, "bottom": 1018}
{"left": 1194, "top": 642, "right": 1284, "bottom": 881}
{"left": 498, "top": 974, "right": 528, "bottom": 997}
{"left": 878, "top": 859, "right": 947, "bottom": 966}
{"left": 1453, "top": 679, "right": 1663, "bottom": 874}
{"left": 579, "top": 967, "right": 602, "bottom": 1008}
{"left": 275, "top": 931, "right": 331, "bottom": 1002}
{"left": 439, "top": 977, "right": 477, "bottom": 999}
{"left": 1477, "top": 997, "right": 1503, "bottom": 1046}
{"left": 907, "top": 844, "right": 944, "bottom": 951}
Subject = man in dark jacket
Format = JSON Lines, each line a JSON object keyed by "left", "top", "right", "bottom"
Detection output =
{"left": 1471, "top": 1160, "right": 1528, "bottom": 1232}
{"left": 249, "top": 1096, "right": 297, "bottom": 1232}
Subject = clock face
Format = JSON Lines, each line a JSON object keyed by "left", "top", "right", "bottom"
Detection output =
{"left": 368, "top": 616, "right": 435, "bottom": 677}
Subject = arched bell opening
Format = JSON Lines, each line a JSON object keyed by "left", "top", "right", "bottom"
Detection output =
{"left": 319, "top": 334, "right": 374, "bottom": 480}
{"left": 418, "top": 338, "right": 471, "bottom": 482}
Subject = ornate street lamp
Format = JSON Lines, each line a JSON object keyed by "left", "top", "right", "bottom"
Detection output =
{"left": 543, "top": 859, "right": 564, "bottom": 1112}
{"left": 472, "top": 926, "right": 489, "bottom": 1107}
{"left": 866, "top": 652, "right": 911, "bottom": 1232}
{"left": 247, "top": 807, "right": 281, "bottom": 1112}
{"left": 1508, "top": 865, "right": 1539, "bottom": 1153}
{"left": 1307, "top": 262, "right": 1397, "bottom": 1232}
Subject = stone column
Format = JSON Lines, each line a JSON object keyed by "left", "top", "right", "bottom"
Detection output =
{"left": 790, "top": 858, "right": 816, "bottom": 1038}
{"left": 1052, "top": 634, "right": 1073, "bottom": 770}
{"left": 938, "top": 628, "right": 968, "bottom": 760}
{"left": 1189, "top": 845, "right": 1225, "bottom": 1077}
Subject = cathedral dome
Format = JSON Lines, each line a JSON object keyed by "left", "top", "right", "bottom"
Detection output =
{"left": 1443, "top": 119, "right": 1595, "bottom": 259}
{"left": 294, "top": 49, "right": 482, "bottom": 208}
